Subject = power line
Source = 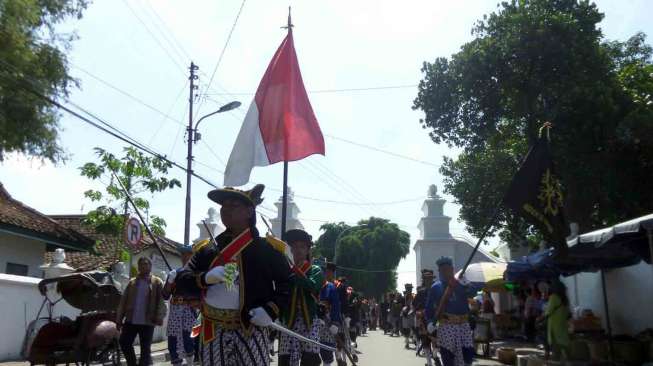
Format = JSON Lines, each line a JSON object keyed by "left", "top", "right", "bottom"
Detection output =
{"left": 306, "top": 159, "right": 393, "bottom": 217}
{"left": 148, "top": 80, "right": 188, "bottom": 145}
{"left": 199, "top": 140, "right": 227, "bottom": 168}
{"left": 120, "top": 0, "right": 186, "bottom": 73}
{"left": 139, "top": 0, "right": 192, "bottom": 62}
{"left": 72, "top": 64, "right": 185, "bottom": 127}
{"left": 297, "top": 161, "right": 377, "bottom": 218}
{"left": 203, "top": 95, "right": 438, "bottom": 170}
{"left": 133, "top": 0, "right": 187, "bottom": 64}
{"left": 168, "top": 110, "right": 187, "bottom": 156}
{"left": 0, "top": 60, "right": 220, "bottom": 190}
{"left": 205, "top": 84, "right": 419, "bottom": 95}
{"left": 194, "top": 159, "right": 225, "bottom": 175}
{"left": 195, "top": 0, "right": 247, "bottom": 119}
{"left": 52, "top": 63, "right": 431, "bottom": 208}
{"left": 325, "top": 134, "right": 440, "bottom": 168}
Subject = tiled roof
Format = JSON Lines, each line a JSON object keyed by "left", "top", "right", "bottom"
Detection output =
{"left": 0, "top": 183, "right": 96, "bottom": 252}
{"left": 45, "top": 215, "right": 181, "bottom": 271}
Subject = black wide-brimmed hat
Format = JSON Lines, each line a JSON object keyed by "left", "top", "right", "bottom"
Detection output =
{"left": 208, "top": 184, "right": 265, "bottom": 207}
{"left": 285, "top": 229, "right": 313, "bottom": 246}
{"left": 436, "top": 256, "right": 453, "bottom": 267}
{"left": 421, "top": 269, "right": 434, "bottom": 278}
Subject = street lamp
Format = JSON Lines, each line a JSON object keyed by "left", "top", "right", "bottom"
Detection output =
{"left": 183, "top": 100, "right": 241, "bottom": 246}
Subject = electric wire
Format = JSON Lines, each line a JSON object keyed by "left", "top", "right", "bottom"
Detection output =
{"left": 195, "top": 0, "right": 247, "bottom": 119}
{"left": 205, "top": 84, "right": 419, "bottom": 95}
{"left": 72, "top": 64, "right": 186, "bottom": 127}
{"left": 297, "top": 161, "right": 377, "bottom": 218}
{"left": 325, "top": 134, "right": 440, "bottom": 168}
{"left": 148, "top": 80, "right": 189, "bottom": 145}
{"left": 120, "top": 0, "right": 186, "bottom": 74}
{"left": 0, "top": 60, "right": 219, "bottom": 189}
{"left": 139, "top": 0, "right": 192, "bottom": 62}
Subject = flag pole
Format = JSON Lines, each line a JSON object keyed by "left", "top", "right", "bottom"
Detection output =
{"left": 435, "top": 124, "right": 564, "bottom": 319}
{"left": 281, "top": 161, "right": 289, "bottom": 240}
{"left": 280, "top": 7, "right": 293, "bottom": 242}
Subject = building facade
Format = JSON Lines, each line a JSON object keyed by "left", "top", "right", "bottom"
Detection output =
{"left": 414, "top": 185, "right": 498, "bottom": 284}
{"left": 270, "top": 187, "right": 304, "bottom": 237}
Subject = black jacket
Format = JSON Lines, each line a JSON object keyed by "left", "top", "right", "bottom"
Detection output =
{"left": 177, "top": 228, "right": 293, "bottom": 329}
{"left": 413, "top": 286, "right": 428, "bottom": 311}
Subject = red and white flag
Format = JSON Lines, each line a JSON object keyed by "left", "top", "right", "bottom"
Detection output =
{"left": 223, "top": 30, "right": 325, "bottom": 186}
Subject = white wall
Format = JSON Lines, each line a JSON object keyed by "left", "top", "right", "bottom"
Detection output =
{"left": 0, "top": 273, "right": 80, "bottom": 361}
{"left": 0, "top": 232, "right": 46, "bottom": 278}
{"left": 562, "top": 261, "right": 653, "bottom": 335}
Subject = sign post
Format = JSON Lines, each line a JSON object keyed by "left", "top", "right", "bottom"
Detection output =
{"left": 124, "top": 217, "right": 143, "bottom": 277}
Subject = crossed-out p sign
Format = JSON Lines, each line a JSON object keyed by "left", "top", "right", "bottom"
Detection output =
{"left": 124, "top": 217, "right": 143, "bottom": 248}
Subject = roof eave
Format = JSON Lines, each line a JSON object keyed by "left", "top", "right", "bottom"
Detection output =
{"left": 0, "top": 223, "right": 97, "bottom": 253}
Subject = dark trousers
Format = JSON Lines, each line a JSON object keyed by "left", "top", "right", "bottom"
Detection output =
{"left": 119, "top": 323, "right": 155, "bottom": 366}
{"left": 168, "top": 330, "right": 194, "bottom": 364}
{"left": 279, "top": 352, "right": 321, "bottom": 366}
{"left": 319, "top": 342, "right": 335, "bottom": 364}
{"left": 439, "top": 346, "right": 474, "bottom": 366}
{"left": 524, "top": 316, "right": 536, "bottom": 341}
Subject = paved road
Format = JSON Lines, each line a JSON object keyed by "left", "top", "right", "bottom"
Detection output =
{"left": 0, "top": 331, "right": 508, "bottom": 366}
{"left": 147, "top": 329, "right": 503, "bottom": 366}
{"left": 348, "top": 329, "right": 503, "bottom": 366}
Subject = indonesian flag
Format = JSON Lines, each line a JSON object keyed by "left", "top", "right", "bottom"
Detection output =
{"left": 223, "top": 29, "right": 325, "bottom": 186}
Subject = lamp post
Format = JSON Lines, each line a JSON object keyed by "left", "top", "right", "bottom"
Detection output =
{"left": 183, "top": 66, "right": 240, "bottom": 246}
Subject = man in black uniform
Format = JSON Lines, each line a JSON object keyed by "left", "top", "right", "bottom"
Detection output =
{"left": 414, "top": 269, "right": 437, "bottom": 366}
{"left": 175, "top": 185, "right": 293, "bottom": 366}
{"left": 380, "top": 294, "right": 390, "bottom": 334}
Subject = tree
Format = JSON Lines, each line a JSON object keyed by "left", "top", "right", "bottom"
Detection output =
{"left": 413, "top": 0, "right": 653, "bottom": 247}
{"left": 79, "top": 147, "right": 181, "bottom": 237}
{"left": 0, "top": 0, "right": 89, "bottom": 162}
{"left": 313, "top": 217, "right": 410, "bottom": 299}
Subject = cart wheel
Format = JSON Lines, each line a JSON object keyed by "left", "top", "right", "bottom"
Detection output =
{"left": 110, "top": 339, "right": 121, "bottom": 366}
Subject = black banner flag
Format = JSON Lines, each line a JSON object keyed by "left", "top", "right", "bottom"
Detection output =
{"left": 503, "top": 124, "right": 570, "bottom": 251}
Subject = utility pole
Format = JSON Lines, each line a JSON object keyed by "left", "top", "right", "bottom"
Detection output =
{"left": 184, "top": 62, "right": 199, "bottom": 246}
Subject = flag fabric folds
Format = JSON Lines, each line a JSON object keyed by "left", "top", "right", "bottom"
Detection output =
{"left": 223, "top": 30, "right": 324, "bottom": 186}
{"left": 503, "top": 126, "right": 570, "bottom": 251}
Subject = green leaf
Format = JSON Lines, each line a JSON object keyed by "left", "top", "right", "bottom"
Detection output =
{"left": 83, "top": 189, "right": 102, "bottom": 201}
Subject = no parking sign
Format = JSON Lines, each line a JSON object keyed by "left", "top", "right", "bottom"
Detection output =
{"left": 124, "top": 217, "right": 143, "bottom": 248}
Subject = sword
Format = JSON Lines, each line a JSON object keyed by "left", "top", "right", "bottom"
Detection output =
{"left": 268, "top": 322, "right": 336, "bottom": 352}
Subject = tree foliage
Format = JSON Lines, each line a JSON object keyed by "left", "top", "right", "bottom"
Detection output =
{"left": 0, "top": 0, "right": 89, "bottom": 162}
{"left": 413, "top": 0, "right": 653, "bottom": 247}
{"left": 79, "top": 147, "right": 181, "bottom": 237}
{"left": 313, "top": 217, "right": 410, "bottom": 299}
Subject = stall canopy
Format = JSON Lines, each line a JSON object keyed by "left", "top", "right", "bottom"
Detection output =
{"left": 457, "top": 262, "right": 507, "bottom": 292}
{"left": 505, "top": 213, "right": 653, "bottom": 363}
{"left": 584, "top": 213, "right": 653, "bottom": 264}
{"left": 505, "top": 249, "right": 560, "bottom": 282}
{"left": 506, "top": 214, "right": 653, "bottom": 281}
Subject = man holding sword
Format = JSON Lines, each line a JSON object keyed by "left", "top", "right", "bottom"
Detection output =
{"left": 425, "top": 257, "right": 474, "bottom": 366}
{"left": 174, "top": 185, "right": 293, "bottom": 366}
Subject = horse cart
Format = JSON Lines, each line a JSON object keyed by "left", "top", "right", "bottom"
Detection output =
{"left": 22, "top": 271, "right": 122, "bottom": 366}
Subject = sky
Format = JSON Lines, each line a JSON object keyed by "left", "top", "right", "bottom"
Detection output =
{"left": 1, "top": 0, "right": 652, "bottom": 290}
